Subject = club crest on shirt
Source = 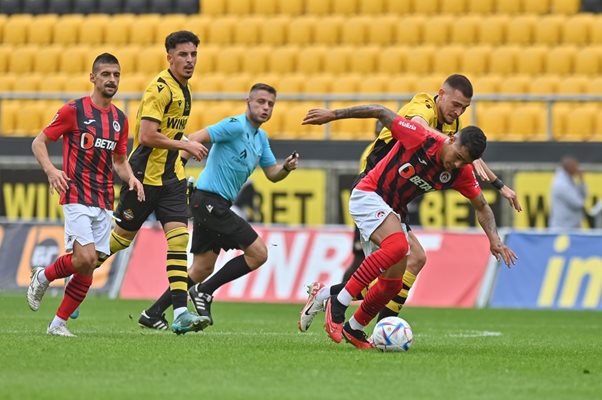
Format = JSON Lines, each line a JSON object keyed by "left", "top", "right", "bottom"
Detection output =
{"left": 439, "top": 171, "right": 451, "bottom": 183}
{"left": 122, "top": 208, "right": 134, "bottom": 221}
{"left": 375, "top": 210, "right": 387, "bottom": 219}
{"left": 113, "top": 120, "right": 121, "bottom": 132}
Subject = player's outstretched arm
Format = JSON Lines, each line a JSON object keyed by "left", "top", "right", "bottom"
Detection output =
{"left": 470, "top": 193, "right": 517, "bottom": 268}
{"left": 302, "top": 104, "right": 398, "bottom": 130}
{"left": 473, "top": 159, "right": 523, "bottom": 212}
{"left": 263, "top": 152, "right": 299, "bottom": 182}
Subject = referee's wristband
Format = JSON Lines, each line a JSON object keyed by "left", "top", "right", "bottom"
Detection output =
{"left": 491, "top": 178, "right": 504, "bottom": 190}
{"left": 283, "top": 164, "right": 292, "bottom": 172}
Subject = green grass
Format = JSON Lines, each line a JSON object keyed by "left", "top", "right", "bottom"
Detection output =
{"left": 0, "top": 293, "right": 600, "bottom": 400}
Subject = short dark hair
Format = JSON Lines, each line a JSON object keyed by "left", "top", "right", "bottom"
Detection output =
{"left": 444, "top": 74, "right": 473, "bottom": 98}
{"left": 250, "top": 83, "right": 277, "bottom": 97}
{"left": 457, "top": 125, "right": 486, "bottom": 161}
{"left": 165, "top": 30, "right": 200, "bottom": 52}
{"left": 92, "top": 53, "right": 119, "bottom": 73}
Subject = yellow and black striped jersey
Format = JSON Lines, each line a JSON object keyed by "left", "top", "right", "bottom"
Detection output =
{"left": 359, "top": 93, "right": 461, "bottom": 173}
{"left": 129, "top": 69, "right": 192, "bottom": 186}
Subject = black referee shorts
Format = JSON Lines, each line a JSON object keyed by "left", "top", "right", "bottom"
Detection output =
{"left": 189, "top": 190, "right": 258, "bottom": 254}
{"left": 115, "top": 179, "right": 189, "bottom": 231}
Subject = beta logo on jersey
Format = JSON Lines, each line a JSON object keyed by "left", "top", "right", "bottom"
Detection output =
{"left": 398, "top": 162, "right": 434, "bottom": 192}
{"left": 80, "top": 132, "right": 117, "bottom": 151}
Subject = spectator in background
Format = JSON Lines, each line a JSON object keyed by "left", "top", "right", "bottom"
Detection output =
{"left": 549, "top": 156, "right": 588, "bottom": 229}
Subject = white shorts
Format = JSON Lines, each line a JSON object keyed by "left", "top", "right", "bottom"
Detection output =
{"left": 63, "top": 204, "right": 113, "bottom": 256}
{"left": 348, "top": 189, "right": 409, "bottom": 257}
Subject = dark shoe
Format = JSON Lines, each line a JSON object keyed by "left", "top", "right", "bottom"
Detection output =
{"left": 189, "top": 284, "right": 214, "bottom": 325}
{"left": 138, "top": 310, "right": 169, "bottom": 331}
{"left": 342, "top": 322, "right": 373, "bottom": 350}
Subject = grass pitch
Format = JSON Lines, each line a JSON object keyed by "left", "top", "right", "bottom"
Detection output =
{"left": 0, "top": 293, "right": 600, "bottom": 400}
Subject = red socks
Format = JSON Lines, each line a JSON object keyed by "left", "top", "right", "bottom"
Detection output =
{"left": 57, "top": 273, "right": 93, "bottom": 320}
{"left": 43, "top": 254, "right": 76, "bottom": 281}
{"left": 353, "top": 277, "right": 404, "bottom": 326}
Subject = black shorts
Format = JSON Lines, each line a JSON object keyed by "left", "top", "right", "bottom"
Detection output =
{"left": 115, "top": 179, "right": 189, "bottom": 231}
{"left": 189, "top": 190, "right": 258, "bottom": 254}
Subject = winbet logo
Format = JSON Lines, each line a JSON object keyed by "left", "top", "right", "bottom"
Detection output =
{"left": 166, "top": 117, "right": 187, "bottom": 130}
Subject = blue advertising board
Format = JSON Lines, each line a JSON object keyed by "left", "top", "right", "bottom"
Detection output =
{"left": 490, "top": 232, "right": 602, "bottom": 310}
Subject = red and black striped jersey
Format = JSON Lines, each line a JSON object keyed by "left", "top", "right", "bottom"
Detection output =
{"left": 43, "top": 96, "right": 129, "bottom": 210}
{"left": 356, "top": 116, "right": 480, "bottom": 220}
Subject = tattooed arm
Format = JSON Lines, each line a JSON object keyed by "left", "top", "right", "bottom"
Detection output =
{"left": 301, "top": 104, "right": 398, "bottom": 130}
{"left": 470, "top": 192, "right": 517, "bottom": 267}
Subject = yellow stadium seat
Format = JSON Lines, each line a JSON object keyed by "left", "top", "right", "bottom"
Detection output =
{"left": 32, "top": 46, "right": 61, "bottom": 74}
{"left": 332, "top": 0, "right": 358, "bottom": 14}
{"left": 156, "top": 15, "right": 188, "bottom": 46}
{"left": 313, "top": 16, "right": 343, "bottom": 45}
{"left": 523, "top": 0, "right": 551, "bottom": 13}
{"left": 202, "top": 0, "right": 226, "bottom": 15}
{"left": 506, "top": 15, "right": 536, "bottom": 45}
{"left": 8, "top": 46, "right": 36, "bottom": 74}
{"left": 466, "top": 0, "right": 495, "bottom": 13}
{"left": 233, "top": 17, "right": 261, "bottom": 46}
{"left": 15, "top": 100, "right": 45, "bottom": 136}
{"left": 461, "top": 45, "right": 491, "bottom": 76}
{"left": 262, "top": 109, "right": 282, "bottom": 137}
{"left": 516, "top": 45, "right": 547, "bottom": 75}
{"left": 79, "top": 15, "right": 109, "bottom": 46}
{"left": 322, "top": 46, "right": 352, "bottom": 74}
{"left": 104, "top": 46, "right": 137, "bottom": 75}
{"left": 207, "top": 17, "right": 238, "bottom": 45}
{"left": 38, "top": 73, "right": 68, "bottom": 92}
{"left": 534, "top": 15, "right": 563, "bottom": 45}
{"left": 488, "top": 46, "right": 519, "bottom": 75}
{"left": 200, "top": 102, "right": 237, "bottom": 127}
{"left": 551, "top": 0, "right": 580, "bottom": 14}
{"left": 258, "top": 15, "right": 289, "bottom": 46}
{"left": 358, "top": 74, "right": 389, "bottom": 93}
{"left": 226, "top": 0, "right": 253, "bottom": 15}
{"left": 0, "top": 73, "right": 16, "bottom": 92}
{"left": 412, "top": 0, "right": 438, "bottom": 14}
{"left": 283, "top": 102, "right": 326, "bottom": 139}
{"left": 287, "top": 16, "right": 316, "bottom": 46}
{"left": 0, "top": 15, "right": 6, "bottom": 43}
{"left": 296, "top": 46, "right": 327, "bottom": 74}
{"left": 574, "top": 47, "right": 602, "bottom": 76}
{"left": 552, "top": 102, "right": 570, "bottom": 138}
{"left": 195, "top": 44, "right": 218, "bottom": 74}
{"left": 240, "top": 45, "right": 270, "bottom": 74}
{"left": 441, "top": 0, "right": 467, "bottom": 14}
{"left": 302, "top": 74, "right": 334, "bottom": 93}
{"left": 135, "top": 46, "right": 167, "bottom": 75}
{"left": 414, "top": 74, "right": 447, "bottom": 93}
{"left": 191, "top": 73, "right": 224, "bottom": 93}
{"left": 0, "top": 45, "right": 10, "bottom": 73}
{"left": 251, "top": 73, "right": 280, "bottom": 89}
{"left": 331, "top": 74, "right": 361, "bottom": 94}
{"left": 117, "top": 73, "right": 147, "bottom": 93}
{"left": 221, "top": 74, "right": 252, "bottom": 93}
{"left": 58, "top": 46, "right": 90, "bottom": 75}
{"left": 386, "top": 74, "right": 418, "bottom": 94}
{"left": 544, "top": 45, "right": 577, "bottom": 75}
{"left": 405, "top": 45, "right": 434, "bottom": 74}
{"left": 267, "top": 46, "right": 298, "bottom": 74}
{"left": 477, "top": 103, "right": 511, "bottom": 141}
{"left": 377, "top": 46, "right": 409, "bottom": 75}
{"left": 278, "top": 74, "right": 305, "bottom": 93}
{"left": 27, "top": 15, "right": 57, "bottom": 46}
{"left": 340, "top": 16, "right": 367, "bottom": 46}
{"left": 422, "top": 15, "right": 452, "bottom": 46}
{"left": 508, "top": 104, "right": 548, "bottom": 141}
{"left": 306, "top": 0, "right": 332, "bottom": 15}
{"left": 63, "top": 72, "right": 93, "bottom": 93}
{"left": 450, "top": 15, "right": 479, "bottom": 45}
{"left": 496, "top": 0, "right": 521, "bottom": 14}
{"left": 556, "top": 104, "right": 597, "bottom": 140}
{"left": 358, "top": 0, "right": 386, "bottom": 14}
{"left": 556, "top": 75, "right": 588, "bottom": 94}
{"left": 385, "top": 0, "right": 412, "bottom": 14}
{"left": 251, "top": 0, "right": 278, "bottom": 14}
{"left": 130, "top": 15, "right": 160, "bottom": 46}
{"left": 41, "top": 100, "right": 65, "bottom": 128}
{"left": 365, "top": 15, "right": 396, "bottom": 46}
{"left": 394, "top": 15, "right": 425, "bottom": 46}
{"left": 432, "top": 46, "right": 462, "bottom": 75}
{"left": 214, "top": 46, "right": 243, "bottom": 74}
{"left": 1, "top": 100, "right": 19, "bottom": 135}
{"left": 12, "top": 74, "right": 41, "bottom": 92}
{"left": 591, "top": 15, "right": 602, "bottom": 44}
{"left": 528, "top": 75, "right": 560, "bottom": 94}
{"left": 104, "top": 15, "right": 134, "bottom": 46}
{"left": 53, "top": 15, "right": 84, "bottom": 46}
{"left": 472, "top": 75, "right": 502, "bottom": 94}
{"left": 593, "top": 112, "right": 602, "bottom": 141}
{"left": 499, "top": 75, "right": 531, "bottom": 94}
{"left": 277, "top": 0, "right": 304, "bottom": 15}
{"left": 477, "top": 15, "right": 508, "bottom": 46}
{"left": 585, "top": 77, "right": 602, "bottom": 94}
{"left": 349, "top": 46, "right": 378, "bottom": 74}
{"left": 3, "top": 15, "right": 32, "bottom": 46}
{"left": 561, "top": 14, "right": 593, "bottom": 45}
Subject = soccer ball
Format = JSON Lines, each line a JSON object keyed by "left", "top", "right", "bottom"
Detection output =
{"left": 371, "top": 316, "right": 413, "bottom": 352}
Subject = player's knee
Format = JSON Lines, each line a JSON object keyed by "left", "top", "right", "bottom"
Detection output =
{"left": 72, "top": 251, "right": 98, "bottom": 274}
{"left": 165, "top": 226, "right": 189, "bottom": 251}
{"left": 380, "top": 231, "right": 409, "bottom": 265}
{"left": 245, "top": 238, "right": 268, "bottom": 269}
{"left": 408, "top": 249, "right": 427, "bottom": 273}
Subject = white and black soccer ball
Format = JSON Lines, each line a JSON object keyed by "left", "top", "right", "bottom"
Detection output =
{"left": 371, "top": 316, "right": 413, "bottom": 352}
